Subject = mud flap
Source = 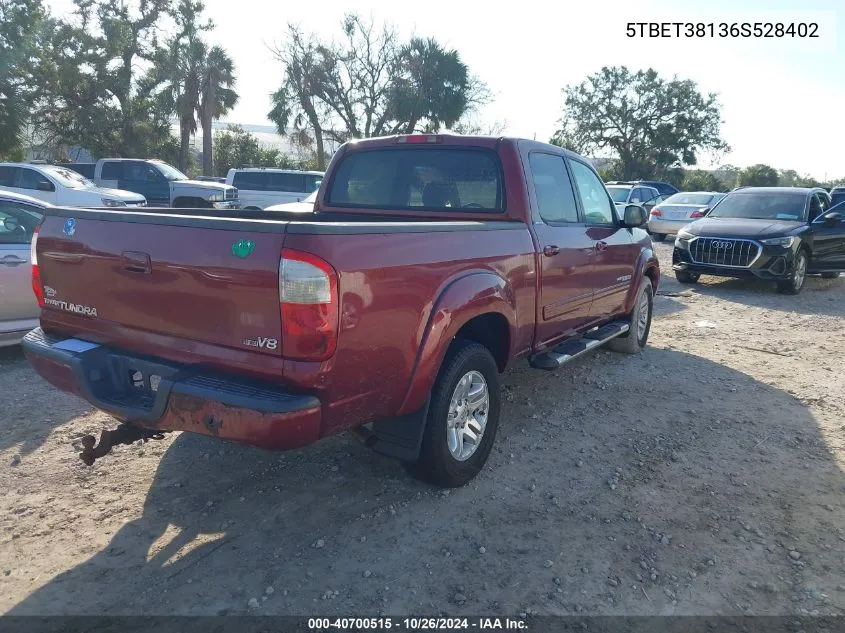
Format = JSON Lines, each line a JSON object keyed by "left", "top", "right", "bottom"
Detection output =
{"left": 355, "top": 398, "right": 430, "bottom": 463}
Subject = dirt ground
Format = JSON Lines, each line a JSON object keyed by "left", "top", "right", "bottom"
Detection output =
{"left": 1, "top": 241, "right": 844, "bottom": 617}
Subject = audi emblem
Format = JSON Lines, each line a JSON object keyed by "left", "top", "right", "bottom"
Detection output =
{"left": 712, "top": 241, "right": 733, "bottom": 249}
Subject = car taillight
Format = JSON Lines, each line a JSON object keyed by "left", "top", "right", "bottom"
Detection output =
{"left": 279, "top": 248, "right": 338, "bottom": 361}
{"left": 397, "top": 134, "right": 439, "bottom": 144}
{"left": 31, "top": 225, "right": 44, "bottom": 308}
{"left": 690, "top": 209, "right": 706, "bottom": 218}
{"left": 650, "top": 208, "right": 663, "bottom": 217}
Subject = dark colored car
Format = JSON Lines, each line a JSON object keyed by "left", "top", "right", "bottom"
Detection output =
{"left": 607, "top": 180, "right": 680, "bottom": 197}
{"left": 672, "top": 187, "right": 844, "bottom": 294}
{"left": 831, "top": 186, "right": 845, "bottom": 207}
{"left": 23, "top": 134, "right": 659, "bottom": 488}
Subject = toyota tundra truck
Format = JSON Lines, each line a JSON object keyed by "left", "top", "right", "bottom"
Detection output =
{"left": 23, "top": 135, "right": 659, "bottom": 487}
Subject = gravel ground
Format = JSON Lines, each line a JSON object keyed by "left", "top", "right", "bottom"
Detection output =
{"left": 1, "top": 241, "right": 844, "bottom": 617}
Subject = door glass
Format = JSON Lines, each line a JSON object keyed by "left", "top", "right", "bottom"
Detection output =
{"left": 0, "top": 166, "right": 17, "bottom": 187}
{"left": 570, "top": 161, "right": 616, "bottom": 225}
{"left": 809, "top": 194, "right": 823, "bottom": 221}
{"left": 101, "top": 162, "right": 122, "bottom": 180}
{"left": 18, "top": 168, "right": 44, "bottom": 191}
{"left": 0, "top": 203, "right": 42, "bottom": 244}
{"left": 528, "top": 153, "right": 579, "bottom": 223}
{"left": 125, "top": 162, "right": 158, "bottom": 183}
{"left": 232, "top": 171, "right": 267, "bottom": 191}
{"left": 267, "top": 172, "right": 307, "bottom": 193}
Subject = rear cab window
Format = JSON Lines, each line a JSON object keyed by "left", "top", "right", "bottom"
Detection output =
{"left": 326, "top": 148, "right": 504, "bottom": 212}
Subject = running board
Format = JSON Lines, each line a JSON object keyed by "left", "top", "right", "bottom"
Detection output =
{"left": 529, "top": 321, "right": 630, "bottom": 370}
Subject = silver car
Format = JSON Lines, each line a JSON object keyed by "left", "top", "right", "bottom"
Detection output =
{"left": 646, "top": 191, "right": 725, "bottom": 241}
{"left": 0, "top": 190, "right": 48, "bottom": 347}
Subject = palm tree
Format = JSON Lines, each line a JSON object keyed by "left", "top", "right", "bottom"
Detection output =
{"left": 197, "top": 45, "right": 238, "bottom": 176}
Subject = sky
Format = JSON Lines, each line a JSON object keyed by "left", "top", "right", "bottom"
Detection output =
{"left": 46, "top": 0, "right": 844, "bottom": 179}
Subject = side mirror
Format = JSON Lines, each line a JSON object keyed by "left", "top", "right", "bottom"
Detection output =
{"left": 822, "top": 211, "right": 842, "bottom": 226}
{"left": 623, "top": 204, "right": 648, "bottom": 228}
{"left": 37, "top": 180, "right": 54, "bottom": 192}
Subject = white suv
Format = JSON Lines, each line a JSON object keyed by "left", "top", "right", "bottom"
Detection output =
{"left": 0, "top": 163, "right": 147, "bottom": 207}
{"left": 226, "top": 168, "right": 323, "bottom": 210}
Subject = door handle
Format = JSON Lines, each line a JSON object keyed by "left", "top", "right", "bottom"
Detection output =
{"left": 121, "top": 251, "right": 152, "bottom": 274}
{"left": 543, "top": 245, "right": 560, "bottom": 257}
{"left": 2, "top": 255, "right": 27, "bottom": 266}
{"left": 595, "top": 241, "right": 608, "bottom": 252}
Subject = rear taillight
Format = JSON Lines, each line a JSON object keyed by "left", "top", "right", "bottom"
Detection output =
{"left": 31, "top": 225, "right": 44, "bottom": 308}
{"left": 690, "top": 209, "right": 706, "bottom": 218}
{"left": 279, "top": 249, "right": 338, "bottom": 361}
{"left": 650, "top": 207, "right": 663, "bottom": 217}
{"left": 397, "top": 134, "right": 439, "bottom": 144}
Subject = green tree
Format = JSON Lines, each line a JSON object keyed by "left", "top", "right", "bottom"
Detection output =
{"left": 146, "top": 0, "right": 210, "bottom": 171}
{"left": 738, "top": 164, "right": 779, "bottom": 187}
{"left": 212, "top": 125, "right": 296, "bottom": 177}
{"left": 551, "top": 66, "right": 729, "bottom": 180}
{"left": 683, "top": 169, "right": 725, "bottom": 192}
{"left": 0, "top": 0, "right": 53, "bottom": 156}
{"left": 197, "top": 45, "right": 238, "bottom": 176}
{"left": 269, "top": 14, "right": 484, "bottom": 168}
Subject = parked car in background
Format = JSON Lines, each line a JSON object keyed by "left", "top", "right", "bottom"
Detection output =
{"left": 831, "top": 186, "right": 845, "bottom": 207}
{"left": 23, "top": 133, "right": 659, "bottom": 487}
{"left": 265, "top": 189, "right": 317, "bottom": 213}
{"left": 226, "top": 168, "right": 323, "bottom": 210}
{"left": 607, "top": 180, "right": 680, "bottom": 197}
{"left": 673, "top": 187, "right": 843, "bottom": 294}
{"left": 606, "top": 183, "right": 662, "bottom": 214}
{"left": 0, "top": 191, "right": 49, "bottom": 347}
{"left": 0, "top": 163, "right": 146, "bottom": 208}
{"left": 196, "top": 176, "right": 226, "bottom": 184}
{"left": 56, "top": 162, "right": 95, "bottom": 179}
{"left": 63, "top": 159, "right": 238, "bottom": 209}
{"left": 647, "top": 191, "right": 726, "bottom": 241}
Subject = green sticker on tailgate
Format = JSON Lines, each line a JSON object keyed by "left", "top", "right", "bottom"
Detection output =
{"left": 232, "top": 239, "right": 255, "bottom": 258}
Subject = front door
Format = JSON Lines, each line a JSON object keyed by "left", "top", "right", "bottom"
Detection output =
{"left": 526, "top": 151, "right": 596, "bottom": 347}
{"left": 812, "top": 195, "right": 845, "bottom": 271}
{"left": 568, "top": 159, "right": 639, "bottom": 319}
{"left": 124, "top": 161, "right": 170, "bottom": 205}
{"left": 0, "top": 199, "right": 43, "bottom": 328}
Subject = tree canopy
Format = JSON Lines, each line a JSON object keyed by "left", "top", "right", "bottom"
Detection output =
{"left": 551, "top": 66, "right": 729, "bottom": 180}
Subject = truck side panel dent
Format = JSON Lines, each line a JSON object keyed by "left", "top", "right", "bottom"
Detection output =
{"left": 396, "top": 271, "right": 519, "bottom": 417}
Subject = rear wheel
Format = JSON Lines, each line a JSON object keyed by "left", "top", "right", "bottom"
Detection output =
{"left": 821, "top": 272, "right": 840, "bottom": 279}
{"left": 405, "top": 340, "right": 500, "bottom": 488}
{"left": 608, "top": 277, "right": 652, "bottom": 355}
{"left": 675, "top": 270, "right": 700, "bottom": 284}
{"left": 777, "top": 249, "right": 808, "bottom": 295}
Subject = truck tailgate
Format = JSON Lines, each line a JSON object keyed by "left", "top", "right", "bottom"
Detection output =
{"left": 36, "top": 210, "right": 287, "bottom": 356}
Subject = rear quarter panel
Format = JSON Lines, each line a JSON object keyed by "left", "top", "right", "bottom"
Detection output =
{"left": 283, "top": 224, "right": 537, "bottom": 435}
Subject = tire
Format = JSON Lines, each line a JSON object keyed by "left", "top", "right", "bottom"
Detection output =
{"left": 777, "top": 249, "right": 808, "bottom": 295}
{"left": 652, "top": 233, "right": 666, "bottom": 242}
{"left": 821, "top": 272, "right": 840, "bottom": 279}
{"left": 675, "top": 270, "right": 700, "bottom": 284}
{"left": 405, "top": 340, "right": 501, "bottom": 488}
{"left": 608, "top": 277, "right": 653, "bottom": 355}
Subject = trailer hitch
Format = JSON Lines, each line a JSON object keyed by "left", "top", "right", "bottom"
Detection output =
{"left": 78, "top": 424, "right": 168, "bottom": 466}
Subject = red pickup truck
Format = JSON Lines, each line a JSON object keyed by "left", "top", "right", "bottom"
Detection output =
{"left": 23, "top": 135, "right": 659, "bottom": 487}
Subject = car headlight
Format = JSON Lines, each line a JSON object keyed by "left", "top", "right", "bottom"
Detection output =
{"left": 677, "top": 228, "right": 695, "bottom": 240}
{"left": 208, "top": 192, "right": 225, "bottom": 202}
{"left": 101, "top": 198, "right": 127, "bottom": 207}
{"left": 761, "top": 236, "right": 796, "bottom": 247}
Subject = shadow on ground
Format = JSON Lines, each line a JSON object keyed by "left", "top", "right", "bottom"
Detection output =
{"left": 7, "top": 346, "right": 844, "bottom": 616}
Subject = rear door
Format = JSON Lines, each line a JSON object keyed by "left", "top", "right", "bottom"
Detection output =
{"left": 525, "top": 151, "right": 595, "bottom": 345}
{"left": 568, "top": 158, "right": 639, "bottom": 319}
{"left": 36, "top": 211, "right": 288, "bottom": 355}
{"left": 0, "top": 199, "right": 43, "bottom": 325}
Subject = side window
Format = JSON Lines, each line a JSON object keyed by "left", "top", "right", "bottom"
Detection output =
{"left": 125, "top": 162, "right": 159, "bottom": 183}
{"left": 232, "top": 172, "right": 267, "bottom": 191}
{"left": 630, "top": 188, "right": 643, "bottom": 203}
{"left": 569, "top": 160, "right": 616, "bottom": 225}
{"left": 18, "top": 168, "right": 49, "bottom": 191}
{"left": 0, "top": 202, "right": 42, "bottom": 244}
{"left": 306, "top": 175, "right": 322, "bottom": 192}
{"left": 267, "top": 172, "right": 307, "bottom": 193}
{"left": 809, "top": 194, "right": 823, "bottom": 221}
{"left": 528, "top": 153, "right": 579, "bottom": 224}
{"left": 100, "top": 162, "right": 122, "bottom": 180}
{"left": 818, "top": 193, "right": 830, "bottom": 213}
{"left": 0, "top": 166, "right": 17, "bottom": 187}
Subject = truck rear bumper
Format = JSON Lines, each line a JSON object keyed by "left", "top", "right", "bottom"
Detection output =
{"left": 22, "top": 328, "right": 321, "bottom": 450}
